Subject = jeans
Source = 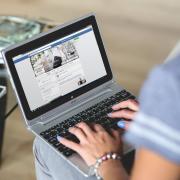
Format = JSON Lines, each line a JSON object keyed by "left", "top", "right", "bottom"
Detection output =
{"left": 33, "top": 137, "right": 97, "bottom": 180}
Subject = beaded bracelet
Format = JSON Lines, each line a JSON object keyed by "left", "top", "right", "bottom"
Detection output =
{"left": 94, "top": 152, "right": 121, "bottom": 180}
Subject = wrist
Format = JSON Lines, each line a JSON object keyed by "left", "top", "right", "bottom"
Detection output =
{"left": 93, "top": 152, "right": 123, "bottom": 179}
{"left": 98, "top": 159, "right": 123, "bottom": 178}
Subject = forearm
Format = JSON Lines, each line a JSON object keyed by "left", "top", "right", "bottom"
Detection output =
{"left": 99, "top": 160, "right": 129, "bottom": 180}
{"left": 131, "top": 149, "right": 180, "bottom": 180}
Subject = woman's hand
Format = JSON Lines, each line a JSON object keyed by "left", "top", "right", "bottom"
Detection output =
{"left": 108, "top": 99, "right": 139, "bottom": 129}
{"left": 58, "top": 122, "right": 122, "bottom": 166}
{"left": 58, "top": 99, "right": 139, "bottom": 166}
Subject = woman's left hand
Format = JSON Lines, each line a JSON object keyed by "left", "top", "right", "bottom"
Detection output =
{"left": 57, "top": 122, "right": 122, "bottom": 166}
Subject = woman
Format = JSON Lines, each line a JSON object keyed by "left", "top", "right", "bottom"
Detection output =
{"left": 34, "top": 54, "right": 180, "bottom": 180}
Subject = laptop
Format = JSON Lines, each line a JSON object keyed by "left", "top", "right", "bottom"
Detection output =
{"left": 2, "top": 13, "right": 135, "bottom": 177}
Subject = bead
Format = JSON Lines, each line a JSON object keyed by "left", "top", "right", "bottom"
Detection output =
{"left": 107, "top": 154, "right": 111, "bottom": 159}
{"left": 97, "top": 158, "right": 102, "bottom": 163}
{"left": 112, "top": 153, "right": 117, "bottom": 159}
{"left": 94, "top": 152, "right": 121, "bottom": 180}
{"left": 117, "top": 156, "right": 121, "bottom": 160}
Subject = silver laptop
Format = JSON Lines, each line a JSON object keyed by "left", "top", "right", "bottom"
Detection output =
{"left": 2, "top": 13, "right": 134, "bottom": 177}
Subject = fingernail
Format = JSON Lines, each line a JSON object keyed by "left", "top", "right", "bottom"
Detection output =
{"left": 112, "top": 104, "right": 118, "bottom": 109}
{"left": 107, "top": 113, "right": 112, "bottom": 117}
{"left": 57, "top": 135, "right": 62, "bottom": 142}
{"left": 117, "top": 121, "right": 125, "bottom": 129}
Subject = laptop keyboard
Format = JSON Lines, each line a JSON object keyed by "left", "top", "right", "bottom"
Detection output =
{"left": 40, "top": 90, "right": 135, "bottom": 157}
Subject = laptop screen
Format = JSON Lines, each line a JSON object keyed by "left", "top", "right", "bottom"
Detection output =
{"left": 12, "top": 26, "right": 107, "bottom": 111}
{"left": 4, "top": 15, "right": 112, "bottom": 120}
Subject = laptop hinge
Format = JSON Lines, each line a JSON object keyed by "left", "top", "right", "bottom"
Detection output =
{"left": 40, "top": 87, "right": 113, "bottom": 125}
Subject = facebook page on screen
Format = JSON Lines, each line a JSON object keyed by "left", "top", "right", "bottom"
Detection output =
{"left": 13, "top": 26, "right": 107, "bottom": 111}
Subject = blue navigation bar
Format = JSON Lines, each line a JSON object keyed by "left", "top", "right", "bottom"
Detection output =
{"left": 14, "top": 27, "right": 93, "bottom": 64}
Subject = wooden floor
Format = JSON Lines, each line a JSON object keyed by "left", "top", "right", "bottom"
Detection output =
{"left": 1, "top": 0, "right": 180, "bottom": 179}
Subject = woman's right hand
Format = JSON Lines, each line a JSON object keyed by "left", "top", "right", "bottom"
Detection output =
{"left": 108, "top": 99, "right": 139, "bottom": 129}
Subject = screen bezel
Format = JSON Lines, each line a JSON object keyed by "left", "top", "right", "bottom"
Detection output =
{"left": 4, "top": 15, "right": 113, "bottom": 120}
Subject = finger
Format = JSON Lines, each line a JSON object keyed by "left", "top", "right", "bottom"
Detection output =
{"left": 76, "top": 122, "right": 94, "bottom": 137}
{"left": 112, "top": 99, "right": 139, "bottom": 111}
{"left": 108, "top": 109, "right": 136, "bottom": 119}
{"left": 110, "top": 129, "right": 120, "bottom": 139}
{"left": 93, "top": 124, "right": 106, "bottom": 132}
{"left": 57, "top": 136, "right": 81, "bottom": 152}
{"left": 69, "top": 126, "right": 87, "bottom": 142}
{"left": 117, "top": 120, "right": 130, "bottom": 130}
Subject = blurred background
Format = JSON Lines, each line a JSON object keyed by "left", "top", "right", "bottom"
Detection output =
{"left": 0, "top": 0, "right": 180, "bottom": 179}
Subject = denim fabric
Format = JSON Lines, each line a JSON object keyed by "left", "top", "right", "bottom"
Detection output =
{"left": 33, "top": 137, "right": 97, "bottom": 180}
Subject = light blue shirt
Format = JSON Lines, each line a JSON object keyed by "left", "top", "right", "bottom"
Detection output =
{"left": 124, "top": 54, "right": 180, "bottom": 164}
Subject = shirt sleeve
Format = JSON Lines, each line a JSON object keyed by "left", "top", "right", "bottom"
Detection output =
{"left": 124, "top": 65, "right": 180, "bottom": 164}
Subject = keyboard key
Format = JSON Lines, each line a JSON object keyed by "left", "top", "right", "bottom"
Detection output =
{"left": 48, "top": 137, "right": 57, "bottom": 144}
{"left": 40, "top": 90, "right": 135, "bottom": 158}
{"left": 63, "top": 150, "right": 74, "bottom": 157}
{"left": 53, "top": 142, "right": 61, "bottom": 148}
